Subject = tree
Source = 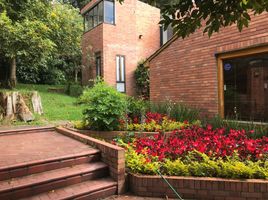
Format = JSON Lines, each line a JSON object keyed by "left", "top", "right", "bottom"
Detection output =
{"left": 0, "top": 1, "right": 83, "bottom": 88}
{"left": 62, "top": 0, "right": 90, "bottom": 9}
{"left": 120, "top": 0, "right": 268, "bottom": 38}
{"left": 0, "top": 0, "right": 55, "bottom": 88}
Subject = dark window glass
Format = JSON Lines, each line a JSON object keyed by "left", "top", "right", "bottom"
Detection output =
{"left": 96, "top": 54, "right": 101, "bottom": 77}
{"left": 98, "top": 1, "right": 104, "bottom": 23}
{"left": 83, "top": 1, "right": 104, "bottom": 32}
{"left": 94, "top": 6, "right": 99, "bottom": 27}
{"left": 223, "top": 53, "right": 268, "bottom": 122}
{"left": 104, "top": 0, "right": 115, "bottom": 24}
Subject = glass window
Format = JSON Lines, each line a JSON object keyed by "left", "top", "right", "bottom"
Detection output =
{"left": 93, "top": 6, "right": 98, "bottom": 27}
{"left": 104, "top": 0, "right": 115, "bottom": 24}
{"left": 223, "top": 53, "right": 268, "bottom": 122}
{"left": 96, "top": 53, "right": 101, "bottom": 77}
{"left": 98, "top": 1, "right": 104, "bottom": 24}
{"left": 116, "top": 55, "right": 126, "bottom": 93}
{"left": 83, "top": 1, "right": 104, "bottom": 32}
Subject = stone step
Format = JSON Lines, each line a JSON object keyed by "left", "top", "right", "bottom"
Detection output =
{"left": 23, "top": 178, "right": 117, "bottom": 200}
{"left": 0, "top": 149, "right": 100, "bottom": 181}
{"left": 0, "top": 162, "right": 109, "bottom": 200}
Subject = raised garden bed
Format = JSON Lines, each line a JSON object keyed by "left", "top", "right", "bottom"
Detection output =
{"left": 129, "top": 173, "right": 268, "bottom": 199}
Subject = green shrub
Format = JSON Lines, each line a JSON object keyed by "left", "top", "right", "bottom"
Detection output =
{"left": 127, "top": 96, "right": 149, "bottom": 122}
{"left": 65, "top": 83, "right": 84, "bottom": 97}
{"left": 134, "top": 60, "right": 150, "bottom": 99}
{"left": 150, "top": 100, "right": 200, "bottom": 123}
{"left": 80, "top": 81, "right": 127, "bottom": 131}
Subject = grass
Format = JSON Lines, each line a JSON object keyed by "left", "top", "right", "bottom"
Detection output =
{"left": 0, "top": 84, "right": 85, "bottom": 126}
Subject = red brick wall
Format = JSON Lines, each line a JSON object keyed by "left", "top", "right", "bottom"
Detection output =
{"left": 81, "top": 0, "right": 160, "bottom": 95}
{"left": 81, "top": 24, "right": 103, "bottom": 85}
{"left": 130, "top": 174, "right": 268, "bottom": 200}
{"left": 149, "top": 13, "right": 268, "bottom": 116}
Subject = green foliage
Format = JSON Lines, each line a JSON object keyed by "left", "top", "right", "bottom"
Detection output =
{"left": 0, "top": 1, "right": 83, "bottom": 87}
{"left": 122, "top": 142, "right": 268, "bottom": 179}
{"left": 134, "top": 61, "right": 150, "bottom": 99}
{"left": 122, "top": 141, "right": 160, "bottom": 175}
{"left": 80, "top": 81, "right": 127, "bottom": 131}
{"left": 127, "top": 96, "right": 149, "bottom": 122}
{"left": 65, "top": 83, "right": 84, "bottom": 97}
{"left": 119, "top": 0, "right": 268, "bottom": 38}
{"left": 150, "top": 100, "right": 200, "bottom": 123}
{"left": 162, "top": 159, "right": 189, "bottom": 176}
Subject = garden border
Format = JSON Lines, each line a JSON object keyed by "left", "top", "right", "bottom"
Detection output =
{"left": 55, "top": 127, "right": 126, "bottom": 194}
{"left": 129, "top": 173, "right": 268, "bottom": 199}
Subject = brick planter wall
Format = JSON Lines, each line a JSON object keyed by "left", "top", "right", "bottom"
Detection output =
{"left": 67, "top": 128, "right": 163, "bottom": 142}
{"left": 129, "top": 173, "right": 268, "bottom": 200}
{"left": 56, "top": 127, "right": 126, "bottom": 194}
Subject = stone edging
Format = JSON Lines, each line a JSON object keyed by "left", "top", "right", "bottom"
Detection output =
{"left": 55, "top": 127, "right": 126, "bottom": 194}
{"left": 129, "top": 173, "right": 268, "bottom": 199}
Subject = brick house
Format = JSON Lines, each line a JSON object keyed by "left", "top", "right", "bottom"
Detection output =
{"left": 81, "top": 0, "right": 160, "bottom": 96}
{"left": 147, "top": 13, "right": 268, "bottom": 122}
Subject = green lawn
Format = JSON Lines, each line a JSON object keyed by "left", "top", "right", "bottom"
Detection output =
{"left": 0, "top": 84, "right": 85, "bottom": 126}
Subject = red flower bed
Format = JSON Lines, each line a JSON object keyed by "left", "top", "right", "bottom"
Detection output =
{"left": 135, "top": 125, "right": 268, "bottom": 161}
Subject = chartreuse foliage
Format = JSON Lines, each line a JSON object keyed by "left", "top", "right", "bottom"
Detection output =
{"left": 79, "top": 81, "right": 127, "bottom": 131}
{"left": 119, "top": 139, "right": 268, "bottom": 179}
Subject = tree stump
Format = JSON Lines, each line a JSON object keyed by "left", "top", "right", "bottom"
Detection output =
{"left": 0, "top": 91, "right": 43, "bottom": 122}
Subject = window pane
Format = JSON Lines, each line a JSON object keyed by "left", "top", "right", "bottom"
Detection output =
{"left": 120, "top": 56, "right": 125, "bottom": 82}
{"left": 223, "top": 53, "right": 268, "bottom": 122}
{"left": 116, "top": 56, "right": 120, "bottom": 82}
{"left": 96, "top": 55, "right": 101, "bottom": 76}
{"left": 93, "top": 6, "right": 98, "bottom": 27}
{"left": 98, "top": 1, "right": 103, "bottom": 23}
{"left": 88, "top": 10, "right": 93, "bottom": 30}
{"left": 104, "top": 0, "right": 114, "bottom": 24}
{"left": 117, "top": 83, "right": 125, "bottom": 93}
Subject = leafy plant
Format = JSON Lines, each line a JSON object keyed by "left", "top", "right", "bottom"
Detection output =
{"left": 150, "top": 100, "right": 200, "bottom": 123}
{"left": 134, "top": 61, "right": 150, "bottom": 99}
{"left": 80, "top": 81, "right": 127, "bottom": 131}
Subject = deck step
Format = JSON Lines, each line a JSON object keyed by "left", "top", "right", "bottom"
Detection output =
{"left": 0, "top": 162, "right": 109, "bottom": 200}
{"left": 23, "top": 178, "right": 117, "bottom": 200}
{"left": 0, "top": 149, "right": 100, "bottom": 181}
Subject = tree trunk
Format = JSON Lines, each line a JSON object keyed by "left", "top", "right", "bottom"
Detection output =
{"left": 9, "top": 56, "right": 17, "bottom": 88}
{"left": 74, "top": 68, "right": 78, "bottom": 83}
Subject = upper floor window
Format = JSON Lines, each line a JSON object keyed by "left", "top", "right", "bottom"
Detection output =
{"left": 84, "top": 0, "right": 115, "bottom": 32}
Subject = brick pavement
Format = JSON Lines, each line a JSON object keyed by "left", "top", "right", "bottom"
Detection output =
{"left": 0, "top": 130, "right": 94, "bottom": 168}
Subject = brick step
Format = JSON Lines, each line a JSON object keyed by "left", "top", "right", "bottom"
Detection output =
{"left": 0, "top": 162, "right": 109, "bottom": 200}
{"left": 0, "top": 126, "right": 55, "bottom": 136}
{"left": 0, "top": 149, "right": 100, "bottom": 181}
{"left": 24, "top": 178, "right": 117, "bottom": 200}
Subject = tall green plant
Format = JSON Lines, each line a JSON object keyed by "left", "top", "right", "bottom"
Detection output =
{"left": 134, "top": 61, "right": 150, "bottom": 99}
{"left": 80, "top": 81, "right": 127, "bottom": 131}
{"left": 150, "top": 100, "right": 200, "bottom": 123}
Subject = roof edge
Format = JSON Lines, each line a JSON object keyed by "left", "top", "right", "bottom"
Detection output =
{"left": 146, "top": 34, "right": 179, "bottom": 63}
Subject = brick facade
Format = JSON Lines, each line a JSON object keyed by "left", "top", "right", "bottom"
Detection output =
{"left": 130, "top": 173, "right": 268, "bottom": 199}
{"left": 148, "top": 13, "right": 268, "bottom": 116}
{"left": 81, "top": 0, "right": 160, "bottom": 96}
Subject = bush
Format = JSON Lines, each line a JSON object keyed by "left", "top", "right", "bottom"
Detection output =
{"left": 65, "top": 83, "right": 84, "bottom": 97}
{"left": 117, "top": 139, "right": 268, "bottom": 179}
{"left": 80, "top": 81, "right": 127, "bottom": 131}
{"left": 127, "top": 96, "right": 149, "bottom": 123}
